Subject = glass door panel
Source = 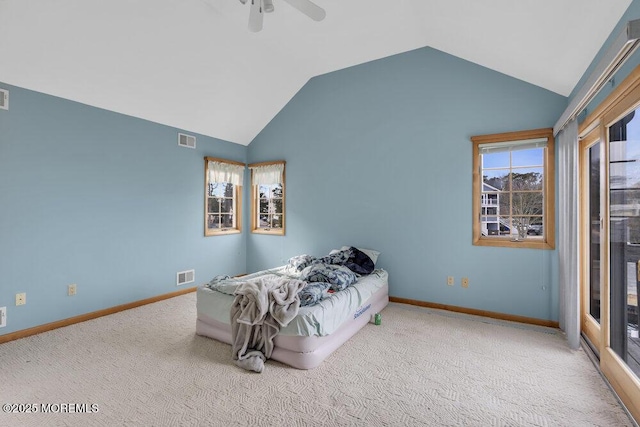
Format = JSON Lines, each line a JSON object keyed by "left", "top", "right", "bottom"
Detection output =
{"left": 589, "top": 142, "right": 603, "bottom": 323}
{"left": 581, "top": 132, "right": 603, "bottom": 352}
{"left": 608, "top": 110, "right": 640, "bottom": 378}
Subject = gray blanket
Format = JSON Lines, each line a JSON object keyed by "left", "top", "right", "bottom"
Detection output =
{"left": 230, "top": 276, "right": 305, "bottom": 373}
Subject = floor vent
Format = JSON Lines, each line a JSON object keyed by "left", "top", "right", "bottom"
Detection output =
{"left": 178, "top": 133, "right": 196, "bottom": 149}
{"left": 0, "top": 89, "right": 8, "bottom": 110}
{"left": 177, "top": 269, "right": 195, "bottom": 286}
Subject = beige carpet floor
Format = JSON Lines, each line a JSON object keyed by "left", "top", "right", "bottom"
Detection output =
{"left": 0, "top": 294, "right": 634, "bottom": 426}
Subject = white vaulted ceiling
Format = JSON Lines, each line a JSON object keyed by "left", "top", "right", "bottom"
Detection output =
{"left": 0, "top": 0, "right": 632, "bottom": 145}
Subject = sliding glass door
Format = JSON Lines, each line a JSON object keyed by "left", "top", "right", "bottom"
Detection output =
{"left": 580, "top": 130, "right": 603, "bottom": 353}
{"left": 608, "top": 111, "right": 640, "bottom": 377}
{"left": 578, "top": 65, "right": 640, "bottom": 423}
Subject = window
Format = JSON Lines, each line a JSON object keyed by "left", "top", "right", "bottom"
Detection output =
{"left": 204, "top": 157, "right": 244, "bottom": 236}
{"left": 249, "top": 161, "right": 285, "bottom": 235}
{"left": 471, "top": 128, "right": 555, "bottom": 249}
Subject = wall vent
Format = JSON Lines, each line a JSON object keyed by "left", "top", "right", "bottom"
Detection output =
{"left": 0, "top": 89, "right": 8, "bottom": 110}
{"left": 177, "top": 269, "right": 195, "bottom": 286}
{"left": 178, "top": 133, "right": 196, "bottom": 149}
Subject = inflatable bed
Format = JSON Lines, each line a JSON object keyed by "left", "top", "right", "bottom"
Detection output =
{"left": 196, "top": 247, "right": 388, "bottom": 370}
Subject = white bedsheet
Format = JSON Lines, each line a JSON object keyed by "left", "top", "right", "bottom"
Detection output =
{"left": 197, "top": 268, "right": 388, "bottom": 337}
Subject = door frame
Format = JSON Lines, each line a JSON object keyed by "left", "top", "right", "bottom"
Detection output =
{"left": 579, "top": 126, "right": 605, "bottom": 354}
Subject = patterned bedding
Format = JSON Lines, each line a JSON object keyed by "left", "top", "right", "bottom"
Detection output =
{"left": 207, "top": 247, "right": 377, "bottom": 307}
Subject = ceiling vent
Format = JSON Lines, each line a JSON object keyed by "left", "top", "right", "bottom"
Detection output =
{"left": 178, "top": 133, "right": 196, "bottom": 149}
{"left": 0, "top": 89, "right": 8, "bottom": 110}
{"left": 177, "top": 269, "right": 195, "bottom": 286}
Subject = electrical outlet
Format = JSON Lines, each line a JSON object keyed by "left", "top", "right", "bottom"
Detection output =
{"left": 461, "top": 278, "right": 469, "bottom": 288}
{"left": 0, "top": 307, "right": 6, "bottom": 328}
{"left": 68, "top": 284, "right": 77, "bottom": 296}
{"left": 16, "top": 292, "right": 26, "bottom": 306}
{"left": 447, "top": 276, "right": 454, "bottom": 286}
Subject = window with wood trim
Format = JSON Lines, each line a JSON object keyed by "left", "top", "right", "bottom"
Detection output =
{"left": 249, "top": 161, "right": 285, "bottom": 235}
{"left": 204, "top": 157, "right": 244, "bottom": 236}
{"left": 471, "top": 128, "right": 555, "bottom": 249}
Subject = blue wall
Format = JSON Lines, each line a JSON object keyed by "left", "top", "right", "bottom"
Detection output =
{"left": 247, "top": 47, "right": 567, "bottom": 321}
{"left": 0, "top": 83, "right": 247, "bottom": 335}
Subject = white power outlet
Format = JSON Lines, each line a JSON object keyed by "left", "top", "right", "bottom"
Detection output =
{"left": 0, "top": 307, "right": 6, "bottom": 327}
{"left": 447, "top": 276, "right": 454, "bottom": 286}
{"left": 68, "top": 284, "right": 77, "bottom": 296}
{"left": 15, "top": 293, "right": 26, "bottom": 306}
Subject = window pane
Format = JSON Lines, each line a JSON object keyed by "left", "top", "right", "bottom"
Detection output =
{"left": 259, "top": 199, "right": 269, "bottom": 215}
{"left": 220, "top": 198, "right": 233, "bottom": 214}
{"left": 482, "top": 192, "right": 500, "bottom": 207}
{"left": 272, "top": 198, "right": 283, "bottom": 215}
{"left": 589, "top": 143, "right": 602, "bottom": 322}
{"left": 610, "top": 189, "right": 640, "bottom": 217}
{"left": 271, "top": 215, "right": 283, "bottom": 229}
{"left": 481, "top": 216, "right": 500, "bottom": 235}
{"left": 207, "top": 214, "right": 219, "bottom": 229}
{"left": 259, "top": 214, "right": 269, "bottom": 227}
{"left": 498, "top": 194, "right": 511, "bottom": 218}
{"left": 512, "top": 147, "right": 544, "bottom": 167}
{"left": 610, "top": 162, "right": 640, "bottom": 190}
{"left": 271, "top": 183, "right": 283, "bottom": 199}
{"left": 512, "top": 191, "right": 543, "bottom": 216}
{"left": 483, "top": 171, "right": 510, "bottom": 191}
{"left": 208, "top": 198, "right": 220, "bottom": 214}
{"left": 259, "top": 185, "right": 271, "bottom": 199}
{"left": 209, "top": 183, "right": 230, "bottom": 197}
{"left": 483, "top": 152, "right": 510, "bottom": 168}
{"left": 497, "top": 216, "right": 512, "bottom": 235}
{"left": 526, "top": 217, "right": 543, "bottom": 236}
{"left": 511, "top": 168, "right": 543, "bottom": 191}
{"left": 628, "top": 217, "right": 640, "bottom": 244}
{"left": 220, "top": 214, "right": 234, "bottom": 228}
{"left": 223, "top": 183, "right": 235, "bottom": 198}
{"left": 610, "top": 140, "right": 640, "bottom": 160}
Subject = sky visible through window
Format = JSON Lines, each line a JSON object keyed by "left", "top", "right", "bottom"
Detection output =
{"left": 482, "top": 148, "right": 543, "bottom": 169}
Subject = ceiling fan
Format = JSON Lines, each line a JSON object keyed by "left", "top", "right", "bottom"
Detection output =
{"left": 239, "top": 0, "right": 326, "bottom": 32}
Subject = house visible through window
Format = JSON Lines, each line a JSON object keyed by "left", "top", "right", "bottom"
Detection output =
{"left": 205, "top": 157, "right": 244, "bottom": 236}
{"left": 249, "top": 161, "right": 285, "bottom": 235}
{"left": 471, "top": 128, "right": 555, "bottom": 249}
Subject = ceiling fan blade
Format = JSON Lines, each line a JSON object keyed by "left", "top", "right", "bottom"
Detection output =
{"left": 281, "top": 0, "right": 326, "bottom": 21}
{"left": 248, "top": 0, "right": 263, "bottom": 32}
